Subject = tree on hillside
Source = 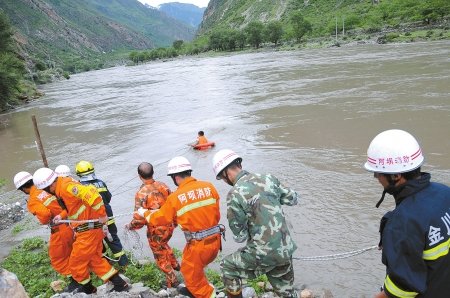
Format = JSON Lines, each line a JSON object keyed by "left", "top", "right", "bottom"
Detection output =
{"left": 265, "top": 21, "right": 283, "bottom": 46}
{"left": 0, "top": 12, "right": 25, "bottom": 111}
{"left": 245, "top": 21, "right": 264, "bottom": 49}
{"left": 290, "top": 11, "right": 312, "bottom": 43}
{"left": 209, "top": 29, "right": 227, "bottom": 51}
{"left": 209, "top": 28, "right": 243, "bottom": 51}
{"left": 235, "top": 30, "right": 247, "bottom": 50}
{"left": 173, "top": 40, "right": 184, "bottom": 50}
{"left": 420, "top": 0, "right": 450, "bottom": 24}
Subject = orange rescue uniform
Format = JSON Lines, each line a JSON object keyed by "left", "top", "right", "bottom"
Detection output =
{"left": 129, "top": 179, "right": 179, "bottom": 287}
{"left": 55, "top": 177, "right": 117, "bottom": 285}
{"left": 27, "top": 185, "right": 73, "bottom": 276}
{"left": 146, "top": 176, "right": 221, "bottom": 298}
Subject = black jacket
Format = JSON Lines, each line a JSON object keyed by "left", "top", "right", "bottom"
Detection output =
{"left": 381, "top": 173, "right": 450, "bottom": 297}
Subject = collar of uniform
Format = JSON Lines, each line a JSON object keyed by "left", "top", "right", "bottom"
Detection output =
{"left": 79, "top": 173, "right": 96, "bottom": 182}
{"left": 178, "top": 176, "right": 196, "bottom": 188}
{"left": 142, "top": 178, "right": 155, "bottom": 185}
{"left": 235, "top": 170, "right": 249, "bottom": 183}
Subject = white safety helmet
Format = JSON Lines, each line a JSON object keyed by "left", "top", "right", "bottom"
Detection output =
{"left": 33, "top": 168, "right": 57, "bottom": 190}
{"left": 364, "top": 129, "right": 424, "bottom": 174}
{"left": 212, "top": 149, "right": 242, "bottom": 179}
{"left": 55, "top": 164, "right": 71, "bottom": 177}
{"left": 13, "top": 171, "right": 33, "bottom": 189}
{"left": 167, "top": 156, "right": 192, "bottom": 176}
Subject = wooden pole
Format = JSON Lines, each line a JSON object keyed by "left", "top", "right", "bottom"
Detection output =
{"left": 32, "top": 115, "right": 48, "bottom": 167}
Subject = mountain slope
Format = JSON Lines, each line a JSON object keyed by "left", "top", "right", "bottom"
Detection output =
{"left": 199, "top": 0, "right": 450, "bottom": 36}
{"left": 159, "top": 2, "right": 206, "bottom": 28}
{"left": 79, "top": 0, "right": 195, "bottom": 45}
{"left": 0, "top": 0, "right": 195, "bottom": 70}
{"left": 199, "top": 0, "right": 290, "bottom": 33}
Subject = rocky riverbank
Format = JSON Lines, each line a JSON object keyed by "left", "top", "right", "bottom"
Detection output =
{"left": 0, "top": 201, "right": 25, "bottom": 231}
{"left": 1, "top": 267, "right": 334, "bottom": 298}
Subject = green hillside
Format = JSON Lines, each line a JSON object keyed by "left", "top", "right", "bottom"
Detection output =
{"left": 0, "top": 0, "right": 195, "bottom": 73}
{"left": 199, "top": 0, "right": 449, "bottom": 36}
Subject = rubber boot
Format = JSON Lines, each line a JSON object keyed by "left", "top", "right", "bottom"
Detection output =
{"left": 177, "top": 284, "right": 195, "bottom": 298}
{"left": 64, "top": 277, "right": 82, "bottom": 293}
{"left": 110, "top": 273, "right": 129, "bottom": 292}
{"left": 226, "top": 290, "right": 243, "bottom": 298}
{"left": 81, "top": 281, "right": 97, "bottom": 294}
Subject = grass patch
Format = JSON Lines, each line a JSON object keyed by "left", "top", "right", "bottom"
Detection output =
{"left": 1, "top": 237, "right": 59, "bottom": 298}
{"left": 10, "top": 216, "right": 40, "bottom": 236}
{"left": 11, "top": 225, "right": 24, "bottom": 235}
{"left": 2, "top": 237, "right": 277, "bottom": 296}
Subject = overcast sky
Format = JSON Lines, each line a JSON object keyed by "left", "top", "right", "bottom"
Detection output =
{"left": 138, "top": 0, "right": 210, "bottom": 8}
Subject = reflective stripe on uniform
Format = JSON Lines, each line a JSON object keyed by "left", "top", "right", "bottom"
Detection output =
{"left": 80, "top": 277, "right": 91, "bottom": 285}
{"left": 384, "top": 275, "right": 418, "bottom": 298}
{"left": 97, "top": 187, "right": 107, "bottom": 192}
{"left": 68, "top": 205, "right": 86, "bottom": 220}
{"left": 92, "top": 201, "right": 104, "bottom": 210}
{"left": 210, "top": 290, "right": 216, "bottom": 298}
{"left": 423, "top": 238, "right": 450, "bottom": 261}
{"left": 113, "top": 251, "right": 125, "bottom": 258}
{"left": 43, "top": 196, "right": 57, "bottom": 206}
{"left": 177, "top": 198, "right": 216, "bottom": 217}
{"left": 100, "top": 267, "right": 117, "bottom": 282}
{"left": 107, "top": 218, "right": 115, "bottom": 225}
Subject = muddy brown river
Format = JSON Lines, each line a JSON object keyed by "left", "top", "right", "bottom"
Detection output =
{"left": 1, "top": 40, "right": 449, "bottom": 296}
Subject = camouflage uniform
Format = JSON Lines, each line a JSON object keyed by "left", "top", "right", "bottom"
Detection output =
{"left": 221, "top": 170, "right": 298, "bottom": 297}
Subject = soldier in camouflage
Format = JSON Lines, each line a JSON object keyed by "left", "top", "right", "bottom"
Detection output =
{"left": 212, "top": 149, "right": 299, "bottom": 298}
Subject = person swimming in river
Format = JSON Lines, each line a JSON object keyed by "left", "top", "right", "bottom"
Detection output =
{"left": 190, "top": 131, "right": 208, "bottom": 147}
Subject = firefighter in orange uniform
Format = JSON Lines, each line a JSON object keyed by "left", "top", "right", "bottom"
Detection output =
{"left": 137, "top": 156, "right": 222, "bottom": 298}
{"left": 14, "top": 171, "right": 75, "bottom": 288}
{"left": 126, "top": 162, "right": 180, "bottom": 288}
{"left": 32, "top": 168, "right": 128, "bottom": 294}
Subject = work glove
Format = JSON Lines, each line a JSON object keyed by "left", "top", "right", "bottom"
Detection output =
{"left": 102, "top": 225, "right": 114, "bottom": 241}
{"left": 52, "top": 214, "right": 62, "bottom": 224}
{"left": 98, "top": 216, "right": 108, "bottom": 224}
{"left": 137, "top": 207, "right": 148, "bottom": 218}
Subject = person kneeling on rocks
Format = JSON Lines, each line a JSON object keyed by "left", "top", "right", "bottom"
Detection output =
{"left": 213, "top": 149, "right": 299, "bottom": 298}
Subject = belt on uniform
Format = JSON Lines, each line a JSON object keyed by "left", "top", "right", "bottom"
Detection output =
{"left": 74, "top": 221, "right": 103, "bottom": 233}
{"left": 50, "top": 223, "right": 68, "bottom": 234}
{"left": 184, "top": 224, "right": 226, "bottom": 242}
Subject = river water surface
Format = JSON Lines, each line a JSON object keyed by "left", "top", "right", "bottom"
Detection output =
{"left": 1, "top": 41, "right": 449, "bottom": 297}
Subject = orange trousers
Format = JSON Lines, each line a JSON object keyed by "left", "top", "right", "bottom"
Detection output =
{"left": 69, "top": 228, "right": 117, "bottom": 284}
{"left": 49, "top": 224, "right": 74, "bottom": 276}
{"left": 148, "top": 225, "right": 179, "bottom": 287}
{"left": 181, "top": 234, "right": 221, "bottom": 298}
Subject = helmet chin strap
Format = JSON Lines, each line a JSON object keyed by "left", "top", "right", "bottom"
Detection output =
{"left": 222, "top": 169, "right": 234, "bottom": 186}
{"left": 375, "top": 174, "right": 398, "bottom": 208}
{"left": 170, "top": 175, "right": 178, "bottom": 187}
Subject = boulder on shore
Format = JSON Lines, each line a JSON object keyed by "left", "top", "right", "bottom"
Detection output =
{"left": 0, "top": 268, "right": 29, "bottom": 298}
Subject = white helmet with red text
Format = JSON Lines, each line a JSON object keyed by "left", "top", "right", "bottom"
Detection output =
{"left": 55, "top": 164, "right": 71, "bottom": 177}
{"left": 13, "top": 171, "right": 33, "bottom": 189}
{"left": 167, "top": 156, "right": 192, "bottom": 175}
{"left": 364, "top": 129, "right": 424, "bottom": 174}
{"left": 33, "top": 168, "right": 57, "bottom": 189}
{"left": 212, "top": 149, "right": 242, "bottom": 179}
